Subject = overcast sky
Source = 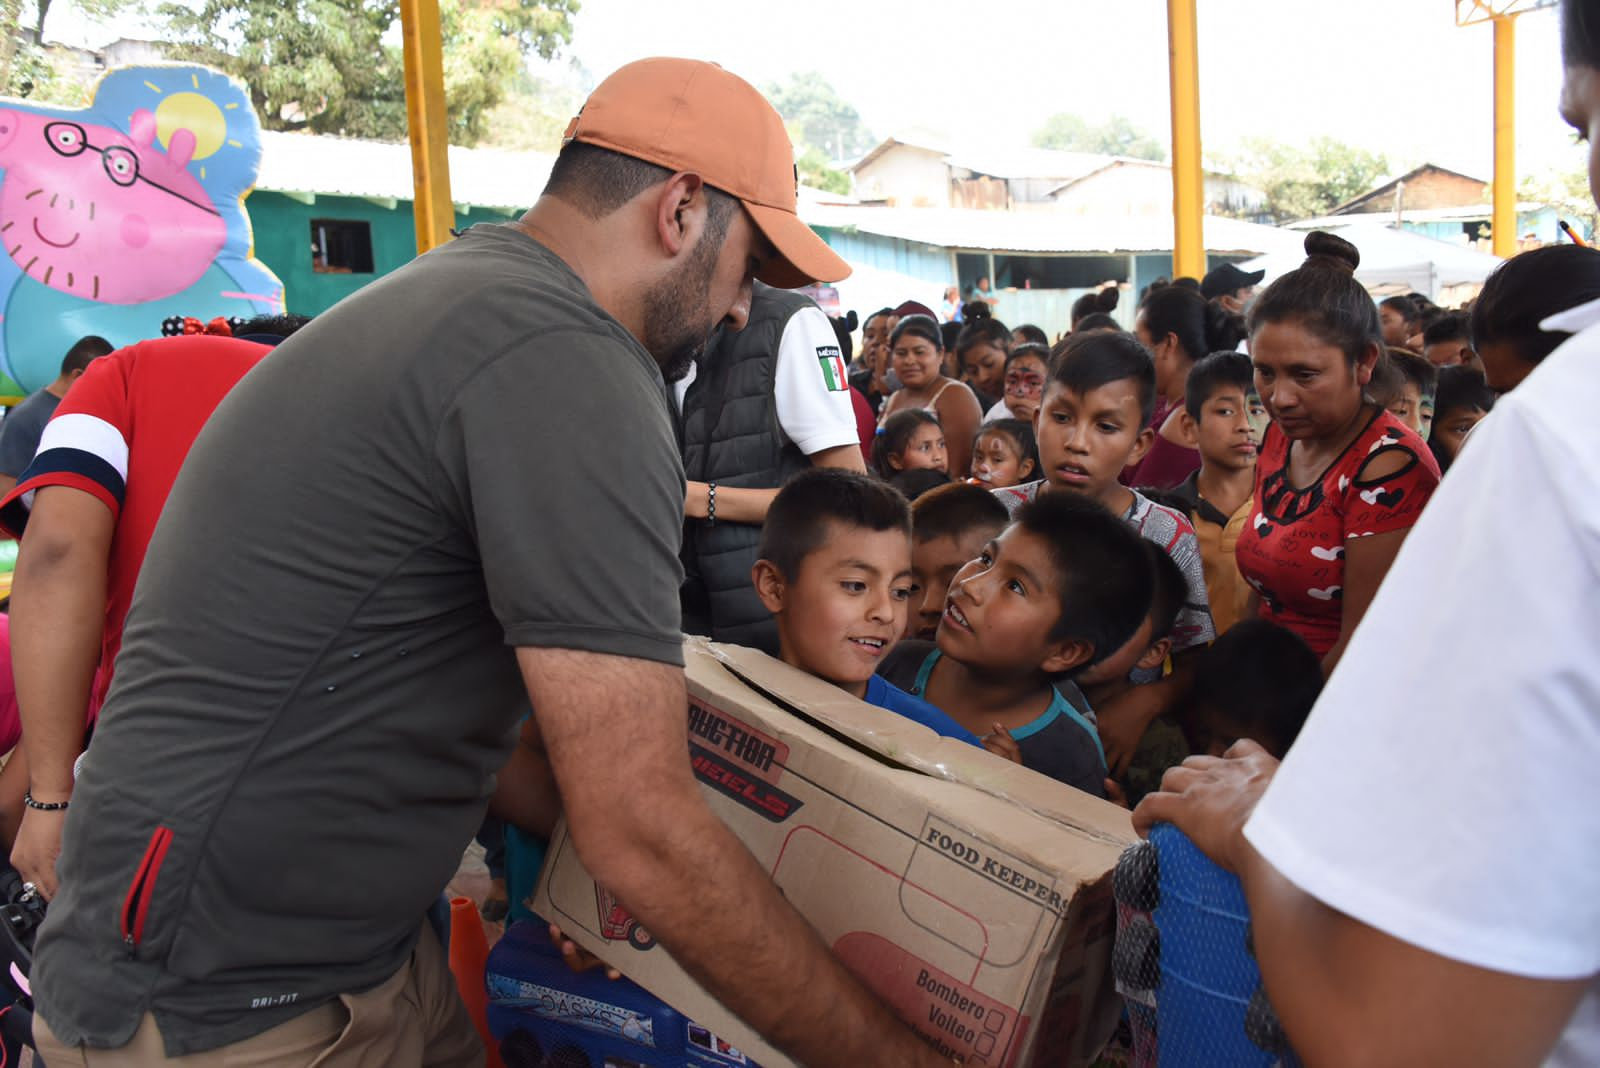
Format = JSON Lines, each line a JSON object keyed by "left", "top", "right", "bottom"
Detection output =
{"left": 52, "top": 0, "right": 1582, "bottom": 182}
{"left": 555, "top": 0, "right": 1579, "bottom": 182}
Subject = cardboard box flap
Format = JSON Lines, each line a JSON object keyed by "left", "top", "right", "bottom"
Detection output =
{"left": 696, "top": 638, "right": 1135, "bottom": 850}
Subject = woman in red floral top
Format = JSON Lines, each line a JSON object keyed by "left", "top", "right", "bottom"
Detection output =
{"left": 1234, "top": 233, "right": 1442, "bottom": 671}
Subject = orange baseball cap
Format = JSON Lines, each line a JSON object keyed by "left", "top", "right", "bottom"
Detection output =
{"left": 563, "top": 58, "right": 851, "bottom": 289}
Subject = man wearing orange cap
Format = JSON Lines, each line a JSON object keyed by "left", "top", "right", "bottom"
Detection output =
{"left": 29, "top": 59, "right": 944, "bottom": 1067}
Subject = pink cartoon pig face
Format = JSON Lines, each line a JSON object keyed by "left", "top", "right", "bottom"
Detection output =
{"left": 0, "top": 107, "right": 225, "bottom": 305}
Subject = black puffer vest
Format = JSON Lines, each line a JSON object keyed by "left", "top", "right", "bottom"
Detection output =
{"left": 679, "top": 284, "right": 816, "bottom": 654}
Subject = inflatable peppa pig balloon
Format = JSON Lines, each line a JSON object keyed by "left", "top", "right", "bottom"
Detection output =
{"left": 0, "top": 65, "right": 282, "bottom": 394}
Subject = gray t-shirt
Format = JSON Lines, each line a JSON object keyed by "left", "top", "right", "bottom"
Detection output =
{"left": 0, "top": 387, "right": 61, "bottom": 477}
{"left": 34, "top": 224, "right": 687, "bottom": 1055}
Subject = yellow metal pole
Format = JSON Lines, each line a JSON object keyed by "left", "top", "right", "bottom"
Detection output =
{"left": 1167, "top": 0, "right": 1205, "bottom": 280}
{"left": 399, "top": 0, "right": 454, "bottom": 254}
{"left": 1491, "top": 14, "right": 1517, "bottom": 257}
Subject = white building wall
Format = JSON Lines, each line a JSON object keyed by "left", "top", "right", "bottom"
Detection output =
{"left": 852, "top": 147, "right": 951, "bottom": 208}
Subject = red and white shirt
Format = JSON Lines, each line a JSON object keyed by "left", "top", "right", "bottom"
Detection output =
{"left": 0, "top": 335, "right": 270, "bottom": 709}
{"left": 1234, "top": 409, "right": 1441, "bottom": 657}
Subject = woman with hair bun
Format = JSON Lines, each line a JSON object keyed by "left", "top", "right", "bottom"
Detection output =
{"left": 1233, "top": 232, "right": 1441, "bottom": 672}
{"left": 1070, "top": 284, "right": 1119, "bottom": 330}
{"left": 1124, "top": 284, "right": 1246, "bottom": 488}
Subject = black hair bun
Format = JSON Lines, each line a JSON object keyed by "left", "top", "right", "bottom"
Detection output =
{"left": 1096, "top": 286, "right": 1120, "bottom": 313}
{"left": 1302, "top": 231, "right": 1360, "bottom": 274}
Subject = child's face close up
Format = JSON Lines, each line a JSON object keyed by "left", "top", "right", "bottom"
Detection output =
{"left": 970, "top": 431, "right": 1034, "bottom": 489}
{"left": 894, "top": 423, "right": 948, "bottom": 474}
{"left": 1003, "top": 355, "right": 1047, "bottom": 422}
{"left": 1246, "top": 391, "right": 1271, "bottom": 441}
{"left": 938, "top": 526, "right": 1086, "bottom": 677}
{"left": 1387, "top": 382, "right": 1435, "bottom": 438}
{"left": 893, "top": 334, "right": 944, "bottom": 390}
{"left": 1431, "top": 404, "right": 1489, "bottom": 466}
{"left": 909, "top": 527, "right": 996, "bottom": 641}
{"left": 758, "top": 523, "right": 913, "bottom": 698}
{"left": 960, "top": 342, "right": 1008, "bottom": 398}
{"left": 1034, "top": 379, "right": 1152, "bottom": 507}
{"left": 1193, "top": 387, "right": 1258, "bottom": 473}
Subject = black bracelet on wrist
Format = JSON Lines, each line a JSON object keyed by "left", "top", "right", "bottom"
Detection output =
{"left": 23, "top": 791, "right": 69, "bottom": 812}
{"left": 707, "top": 481, "right": 717, "bottom": 525}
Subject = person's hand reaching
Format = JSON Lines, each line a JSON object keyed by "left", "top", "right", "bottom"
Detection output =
{"left": 1131, "top": 740, "right": 1279, "bottom": 873}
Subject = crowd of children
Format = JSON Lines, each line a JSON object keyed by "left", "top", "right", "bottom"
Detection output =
{"left": 741, "top": 231, "right": 1600, "bottom": 807}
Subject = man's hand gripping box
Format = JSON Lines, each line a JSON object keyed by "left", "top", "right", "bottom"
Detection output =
{"left": 532, "top": 638, "right": 1137, "bottom": 1067}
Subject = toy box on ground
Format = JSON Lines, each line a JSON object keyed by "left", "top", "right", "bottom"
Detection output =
{"left": 486, "top": 919, "right": 763, "bottom": 1068}
{"left": 531, "top": 638, "right": 1138, "bottom": 1068}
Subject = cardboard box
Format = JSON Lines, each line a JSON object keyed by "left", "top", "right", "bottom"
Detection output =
{"left": 532, "top": 638, "right": 1137, "bottom": 1067}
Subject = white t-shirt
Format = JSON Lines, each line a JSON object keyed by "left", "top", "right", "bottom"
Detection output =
{"left": 1243, "top": 296, "right": 1600, "bottom": 1066}
{"left": 972, "top": 398, "right": 1011, "bottom": 422}
{"left": 673, "top": 306, "right": 860, "bottom": 456}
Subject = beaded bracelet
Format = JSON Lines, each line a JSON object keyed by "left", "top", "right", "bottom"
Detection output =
{"left": 23, "top": 791, "right": 69, "bottom": 812}
{"left": 707, "top": 481, "right": 717, "bottom": 525}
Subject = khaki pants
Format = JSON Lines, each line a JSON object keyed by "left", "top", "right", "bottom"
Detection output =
{"left": 35, "top": 922, "right": 484, "bottom": 1067}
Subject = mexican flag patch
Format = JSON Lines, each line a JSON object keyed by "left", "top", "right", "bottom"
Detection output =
{"left": 817, "top": 345, "right": 847, "bottom": 392}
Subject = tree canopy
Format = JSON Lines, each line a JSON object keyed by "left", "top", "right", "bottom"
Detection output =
{"left": 1220, "top": 136, "right": 1390, "bottom": 223}
{"left": 763, "top": 71, "right": 874, "bottom": 162}
{"left": 158, "top": 0, "right": 577, "bottom": 144}
{"left": 1032, "top": 113, "right": 1165, "bottom": 161}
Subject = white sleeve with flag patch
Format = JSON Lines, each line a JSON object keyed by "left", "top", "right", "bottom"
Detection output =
{"left": 774, "top": 306, "right": 860, "bottom": 456}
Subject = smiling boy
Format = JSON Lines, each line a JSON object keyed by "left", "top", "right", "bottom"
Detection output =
{"left": 753, "top": 469, "right": 980, "bottom": 742}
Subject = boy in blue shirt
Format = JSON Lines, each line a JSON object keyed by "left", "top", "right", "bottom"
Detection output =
{"left": 751, "top": 469, "right": 985, "bottom": 746}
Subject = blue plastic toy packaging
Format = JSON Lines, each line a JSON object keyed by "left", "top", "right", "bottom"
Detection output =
{"left": 486, "top": 919, "right": 762, "bottom": 1068}
{"left": 1111, "top": 824, "right": 1301, "bottom": 1068}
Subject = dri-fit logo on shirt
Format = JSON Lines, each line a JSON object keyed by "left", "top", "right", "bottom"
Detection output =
{"left": 816, "top": 345, "right": 847, "bottom": 392}
{"left": 249, "top": 992, "right": 300, "bottom": 1009}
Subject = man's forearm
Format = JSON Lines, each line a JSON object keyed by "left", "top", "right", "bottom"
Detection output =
{"left": 527, "top": 648, "right": 945, "bottom": 1068}
{"left": 1237, "top": 842, "right": 1582, "bottom": 1067}
{"left": 576, "top": 787, "right": 942, "bottom": 1067}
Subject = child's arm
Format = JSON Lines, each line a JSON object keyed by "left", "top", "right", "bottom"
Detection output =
{"left": 489, "top": 716, "right": 563, "bottom": 839}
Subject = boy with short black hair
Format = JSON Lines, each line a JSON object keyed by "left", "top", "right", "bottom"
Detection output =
{"left": 1169, "top": 351, "right": 1257, "bottom": 635}
{"left": 752, "top": 468, "right": 979, "bottom": 742}
{"left": 1185, "top": 619, "right": 1322, "bottom": 759}
{"left": 878, "top": 492, "right": 1154, "bottom": 797}
{"left": 1422, "top": 311, "right": 1474, "bottom": 368}
{"left": 1077, "top": 543, "right": 1195, "bottom": 805}
{"left": 1078, "top": 541, "right": 1189, "bottom": 706}
{"left": 992, "top": 331, "right": 1215, "bottom": 773}
{"left": 1429, "top": 365, "right": 1496, "bottom": 473}
{"left": 1385, "top": 349, "right": 1440, "bottom": 438}
{"left": 905, "top": 482, "right": 1010, "bottom": 641}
